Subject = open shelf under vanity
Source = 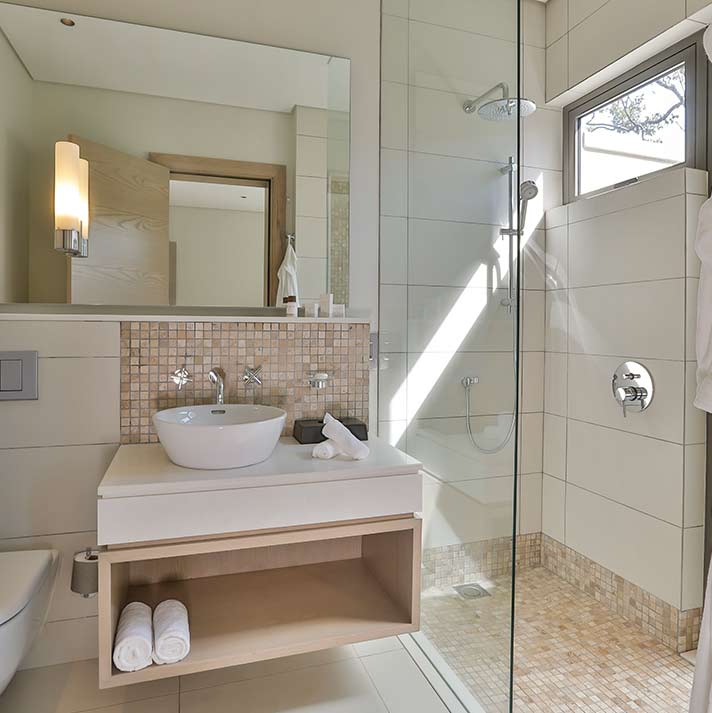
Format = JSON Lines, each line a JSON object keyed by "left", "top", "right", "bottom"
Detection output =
{"left": 98, "top": 516, "right": 421, "bottom": 688}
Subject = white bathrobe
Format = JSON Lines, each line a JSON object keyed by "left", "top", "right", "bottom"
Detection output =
{"left": 276, "top": 243, "right": 299, "bottom": 306}
{"left": 687, "top": 25, "right": 712, "bottom": 713}
{"left": 695, "top": 196, "right": 712, "bottom": 411}
{"left": 690, "top": 565, "right": 712, "bottom": 713}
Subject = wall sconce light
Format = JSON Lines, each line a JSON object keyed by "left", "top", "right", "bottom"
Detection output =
{"left": 77, "top": 158, "right": 89, "bottom": 258}
{"left": 54, "top": 141, "right": 89, "bottom": 256}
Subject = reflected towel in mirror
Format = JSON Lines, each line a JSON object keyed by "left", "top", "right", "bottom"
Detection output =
{"left": 276, "top": 242, "right": 299, "bottom": 306}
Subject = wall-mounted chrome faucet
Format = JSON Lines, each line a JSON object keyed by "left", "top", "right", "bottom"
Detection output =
{"left": 612, "top": 361, "right": 654, "bottom": 417}
{"left": 208, "top": 367, "right": 225, "bottom": 404}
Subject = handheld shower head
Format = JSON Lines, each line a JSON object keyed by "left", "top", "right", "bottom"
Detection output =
{"left": 519, "top": 180, "right": 539, "bottom": 202}
{"left": 518, "top": 180, "right": 539, "bottom": 233}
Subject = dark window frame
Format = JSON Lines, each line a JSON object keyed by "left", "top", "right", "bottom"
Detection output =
{"left": 563, "top": 31, "right": 708, "bottom": 204}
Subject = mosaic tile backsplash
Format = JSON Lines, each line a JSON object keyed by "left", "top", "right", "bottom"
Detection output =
{"left": 120, "top": 320, "right": 370, "bottom": 444}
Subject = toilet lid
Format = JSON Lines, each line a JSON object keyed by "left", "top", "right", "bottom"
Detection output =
{"left": 0, "top": 550, "right": 55, "bottom": 625}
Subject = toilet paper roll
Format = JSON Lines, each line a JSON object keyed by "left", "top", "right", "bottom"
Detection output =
{"left": 71, "top": 549, "right": 99, "bottom": 597}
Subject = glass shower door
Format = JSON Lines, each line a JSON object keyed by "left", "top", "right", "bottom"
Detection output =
{"left": 379, "top": 1, "right": 531, "bottom": 710}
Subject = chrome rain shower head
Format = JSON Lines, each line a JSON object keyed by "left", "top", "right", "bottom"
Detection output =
{"left": 462, "top": 82, "right": 537, "bottom": 121}
{"left": 477, "top": 97, "right": 537, "bottom": 121}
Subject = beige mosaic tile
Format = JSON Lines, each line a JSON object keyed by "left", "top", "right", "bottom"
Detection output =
{"left": 421, "top": 567, "right": 694, "bottom": 713}
{"left": 422, "top": 534, "right": 541, "bottom": 591}
{"left": 542, "top": 534, "right": 701, "bottom": 653}
{"left": 120, "top": 320, "right": 369, "bottom": 444}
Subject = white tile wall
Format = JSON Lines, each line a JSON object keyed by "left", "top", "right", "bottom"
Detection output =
{"left": 566, "top": 420, "right": 684, "bottom": 526}
{"left": 542, "top": 474, "right": 565, "bottom": 542}
{"left": 295, "top": 216, "right": 327, "bottom": 258}
{"left": 543, "top": 413, "right": 566, "bottom": 479}
{"left": 545, "top": 0, "right": 567, "bottom": 46}
{"left": 0, "top": 322, "right": 121, "bottom": 670}
{"left": 407, "top": 219, "right": 501, "bottom": 289}
{"left": 568, "top": 0, "right": 686, "bottom": 88}
{"left": 568, "top": 280, "right": 685, "bottom": 360}
{"left": 682, "top": 526, "right": 705, "bottom": 610}
{"left": 541, "top": 170, "right": 707, "bottom": 610}
{"left": 566, "top": 484, "right": 683, "bottom": 607}
{"left": 546, "top": 0, "right": 707, "bottom": 103}
{"left": 544, "top": 352, "right": 566, "bottom": 415}
{"left": 568, "top": 196, "right": 686, "bottom": 288}
{"left": 0, "top": 445, "right": 115, "bottom": 538}
{"left": 294, "top": 176, "right": 327, "bottom": 219}
{"left": 380, "top": 216, "right": 407, "bottom": 284}
{"left": 0, "top": 358, "right": 119, "bottom": 449}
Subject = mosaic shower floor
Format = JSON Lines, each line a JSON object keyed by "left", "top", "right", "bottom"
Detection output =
{"left": 421, "top": 567, "right": 694, "bottom": 713}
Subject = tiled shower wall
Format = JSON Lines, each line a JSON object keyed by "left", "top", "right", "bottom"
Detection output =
{"left": 545, "top": 0, "right": 712, "bottom": 103}
{"left": 378, "top": 0, "right": 561, "bottom": 557}
{"left": 542, "top": 167, "right": 707, "bottom": 650}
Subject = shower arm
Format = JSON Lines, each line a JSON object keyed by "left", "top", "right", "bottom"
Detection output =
{"left": 463, "top": 82, "right": 510, "bottom": 114}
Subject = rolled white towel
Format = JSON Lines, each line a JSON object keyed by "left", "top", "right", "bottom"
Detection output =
{"left": 152, "top": 599, "right": 190, "bottom": 665}
{"left": 322, "top": 413, "right": 369, "bottom": 460}
{"left": 312, "top": 439, "right": 340, "bottom": 459}
{"left": 113, "top": 602, "right": 153, "bottom": 672}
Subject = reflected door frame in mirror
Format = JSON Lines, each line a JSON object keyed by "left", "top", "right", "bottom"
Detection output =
{"left": 149, "top": 153, "right": 287, "bottom": 306}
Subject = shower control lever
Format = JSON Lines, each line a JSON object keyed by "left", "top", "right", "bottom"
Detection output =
{"left": 611, "top": 361, "right": 654, "bottom": 418}
{"left": 615, "top": 386, "right": 648, "bottom": 418}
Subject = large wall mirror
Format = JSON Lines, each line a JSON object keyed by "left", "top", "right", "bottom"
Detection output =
{"left": 0, "top": 3, "right": 350, "bottom": 308}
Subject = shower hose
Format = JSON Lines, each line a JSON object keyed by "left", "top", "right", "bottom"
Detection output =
{"left": 463, "top": 370, "right": 516, "bottom": 455}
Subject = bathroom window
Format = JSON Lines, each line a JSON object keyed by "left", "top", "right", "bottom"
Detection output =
{"left": 564, "top": 32, "right": 707, "bottom": 201}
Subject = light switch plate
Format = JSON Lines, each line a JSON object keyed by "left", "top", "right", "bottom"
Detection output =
{"left": 0, "top": 351, "right": 38, "bottom": 400}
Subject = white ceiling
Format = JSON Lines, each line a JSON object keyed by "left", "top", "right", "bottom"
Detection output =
{"left": 169, "top": 181, "right": 265, "bottom": 213}
{"left": 0, "top": 3, "right": 350, "bottom": 113}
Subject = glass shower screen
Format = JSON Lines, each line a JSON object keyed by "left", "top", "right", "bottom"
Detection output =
{"left": 379, "top": 1, "right": 529, "bottom": 710}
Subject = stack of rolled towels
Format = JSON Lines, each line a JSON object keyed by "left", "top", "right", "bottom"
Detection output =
{"left": 112, "top": 599, "right": 190, "bottom": 672}
{"left": 312, "top": 412, "right": 370, "bottom": 461}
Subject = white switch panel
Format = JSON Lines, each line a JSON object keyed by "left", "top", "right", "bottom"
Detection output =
{"left": 0, "top": 351, "right": 38, "bottom": 400}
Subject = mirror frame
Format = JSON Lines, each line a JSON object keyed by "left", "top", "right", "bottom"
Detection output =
{"left": 149, "top": 153, "right": 287, "bottom": 306}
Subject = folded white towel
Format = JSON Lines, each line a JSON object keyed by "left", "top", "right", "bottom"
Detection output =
{"left": 112, "top": 602, "right": 153, "bottom": 672}
{"left": 322, "top": 413, "right": 369, "bottom": 460}
{"left": 152, "top": 599, "right": 190, "bottom": 665}
{"left": 312, "top": 439, "right": 340, "bottom": 459}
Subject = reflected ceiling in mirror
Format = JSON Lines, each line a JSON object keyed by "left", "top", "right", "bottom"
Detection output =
{"left": 0, "top": 3, "right": 350, "bottom": 310}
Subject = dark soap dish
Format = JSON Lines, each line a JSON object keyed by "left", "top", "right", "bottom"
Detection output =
{"left": 293, "top": 418, "right": 368, "bottom": 444}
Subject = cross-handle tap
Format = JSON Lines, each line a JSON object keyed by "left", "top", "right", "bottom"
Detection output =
{"left": 242, "top": 365, "right": 262, "bottom": 387}
{"left": 208, "top": 367, "right": 226, "bottom": 405}
{"left": 170, "top": 365, "right": 192, "bottom": 391}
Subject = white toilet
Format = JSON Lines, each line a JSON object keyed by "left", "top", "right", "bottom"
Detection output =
{"left": 0, "top": 550, "right": 59, "bottom": 694}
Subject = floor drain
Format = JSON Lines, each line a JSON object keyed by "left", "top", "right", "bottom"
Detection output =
{"left": 453, "top": 583, "right": 491, "bottom": 600}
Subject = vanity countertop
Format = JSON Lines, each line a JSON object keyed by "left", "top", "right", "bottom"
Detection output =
{"left": 97, "top": 437, "right": 423, "bottom": 546}
{"left": 98, "top": 437, "right": 422, "bottom": 499}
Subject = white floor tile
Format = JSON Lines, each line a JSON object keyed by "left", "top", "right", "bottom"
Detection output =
{"left": 0, "top": 659, "right": 176, "bottom": 713}
{"left": 180, "top": 646, "right": 356, "bottom": 693}
{"left": 179, "top": 658, "right": 387, "bottom": 713}
{"left": 361, "top": 649, "right": 450, "bottom": 713}
{"left": 353, "top": 637, "right": 404, "bottom": 657}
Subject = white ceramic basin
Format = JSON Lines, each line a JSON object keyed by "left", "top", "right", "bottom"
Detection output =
{"left": 153, "top": 404, "right": 287, "bottom": 470}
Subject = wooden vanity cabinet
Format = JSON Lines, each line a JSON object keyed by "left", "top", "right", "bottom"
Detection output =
{"left": 97, "top": 516, "right": 421, "bottom": 688}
